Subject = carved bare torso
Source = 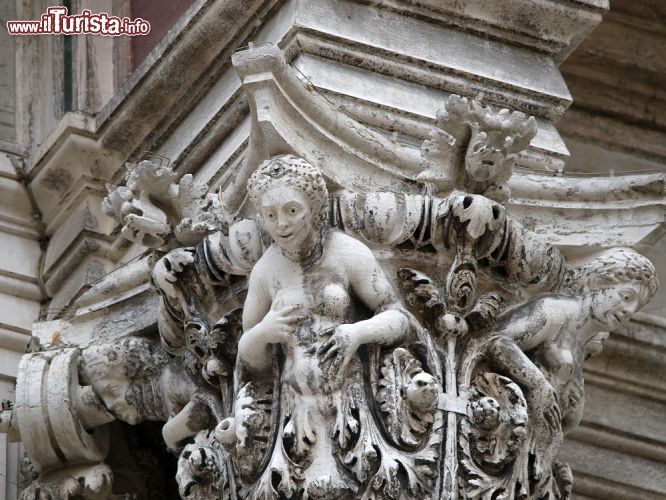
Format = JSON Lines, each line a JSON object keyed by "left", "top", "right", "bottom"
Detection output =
{"left": 262, "top": 231, "right": 355, "bottom": 396}
{"left": 238, "top": 202, "right": 411, "bottom": 496}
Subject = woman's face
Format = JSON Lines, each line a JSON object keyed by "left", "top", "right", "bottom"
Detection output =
{"left": 590, "top": 282, "right": 642, "bottom": 330}
{"left": 260, "top": 184, "right": 317, "bottom": 256}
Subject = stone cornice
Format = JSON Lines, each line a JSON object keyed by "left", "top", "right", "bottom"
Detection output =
{"left": 350, "top": 0, "right": 607, "bottom": 63}
{"left": 20, "top": 0, "right": 653, "bottom": 316}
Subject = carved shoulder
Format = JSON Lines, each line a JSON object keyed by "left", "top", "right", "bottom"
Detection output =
{"left": 329, "top": 230, "right": 376, "bottom": 263}
{"left": 492, "top": 295, "right": 578, "bottom": 350}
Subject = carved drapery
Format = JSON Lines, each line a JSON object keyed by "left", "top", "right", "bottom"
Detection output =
{"left": 1, "top": 46, "right": 659, "bottom": 499}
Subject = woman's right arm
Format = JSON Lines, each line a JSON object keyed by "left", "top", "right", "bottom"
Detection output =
{"left": 238, "top": 267, "right": 273, "bottom": 372}
{"left": 238, "top": 267, "right": 304, "bottom": 372}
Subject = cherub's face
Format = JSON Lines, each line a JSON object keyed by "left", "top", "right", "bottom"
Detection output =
{"left": 590, "top": 283, "right": 642, "bottom": 330}
{"left": 260, "top": 185, "right": 317, "bottom": 257}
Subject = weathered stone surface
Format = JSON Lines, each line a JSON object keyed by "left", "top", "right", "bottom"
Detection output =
{"left": 9, "top": 79, "right": 658, "bottom": 496}
{"left": 2, "top": 0, "right": 665, "bottom": 498}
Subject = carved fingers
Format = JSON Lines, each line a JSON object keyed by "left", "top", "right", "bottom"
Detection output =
{"left": 174, "top": 217, "right": 215, "bottom": 245}
{"left": 262, "top": 303, "right": 307, "bottom": 343}
{"left": 317, "top": 325, "right": 359, "bottom": 382}
{"left": 535, "top": 386, "right": 562, "bottom": 435}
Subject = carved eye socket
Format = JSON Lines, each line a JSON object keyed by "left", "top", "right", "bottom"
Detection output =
{"left": 290, "top": 207, "right": 297, "bottom": 215}
{"left": 266, "top": 212, "right": 275, "bottom": 219}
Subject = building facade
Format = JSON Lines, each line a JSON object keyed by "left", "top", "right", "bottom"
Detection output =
{"left": 0, "top": 0, "right": 665, "bottom": 498}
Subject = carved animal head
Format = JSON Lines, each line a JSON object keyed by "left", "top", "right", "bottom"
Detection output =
{"left": 469, "top": 396, "right": 501, "bottom": 431}
{"left": 405, "top": 371, "right": 439, "bottom": 413}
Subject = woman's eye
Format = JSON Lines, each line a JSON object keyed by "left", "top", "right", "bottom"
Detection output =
{"left": 290, "top": 208, "right": 297, "bottom": 214}
{"left": 267, "top": 213, "right": 274, "bottom": 219}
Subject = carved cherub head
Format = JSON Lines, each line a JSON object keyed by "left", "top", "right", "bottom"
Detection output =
{"left": 572, "top": 249, "right": 658, "bottom": 330}
{"left": 80, "top": 337, "right": 168, "bottom": 424}
{"left": 247, "top": 155, "right": 329, "bottom": 258}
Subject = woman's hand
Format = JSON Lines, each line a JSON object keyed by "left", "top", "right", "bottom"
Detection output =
{"left": 255, "top": 303, "right": 306, "bottom": 344}
{"left": 317, "top": 324, "right": 360, "bottom": 381}
{"left": 238, "top": 302, "right": 305, "bottom": 372}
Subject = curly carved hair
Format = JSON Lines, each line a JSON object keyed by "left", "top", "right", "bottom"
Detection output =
{"left": 569, "top": 249, "right": 658, "bottom": 308}
{"left": 247, "top": 154, "right": 329, "bottom": 224}
{"left": 80, "top": 337, "right": 168, "bottom": 385}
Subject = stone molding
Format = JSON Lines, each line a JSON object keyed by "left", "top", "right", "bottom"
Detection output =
{"left": 6, "top": 1, "right": 666, "bottom": 498}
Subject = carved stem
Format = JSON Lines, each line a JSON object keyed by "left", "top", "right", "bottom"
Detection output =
{"left": 443, "top": 335, "right": 459, "bottom": 499}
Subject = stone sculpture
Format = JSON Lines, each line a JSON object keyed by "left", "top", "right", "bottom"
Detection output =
{"left": 2, "top": 82, "right": 657, "bottom": 499}
{"left": 153, "top": 155, "right": 449, "bottom": 499}
{"left": 458, "top": 248, "right": 657, "bottom": 499}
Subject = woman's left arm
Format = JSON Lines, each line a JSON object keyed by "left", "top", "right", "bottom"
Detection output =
{"left": 347, "top": 243, "right": 410, "bottom": 346}
{"left": 318, "top": 239, "right": 409, "bottom": 377}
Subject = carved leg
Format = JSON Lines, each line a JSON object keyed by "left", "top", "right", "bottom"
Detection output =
{"left": 164, "top": 401, "right": 213, "bottom": 452}
{"left": 487, "top": 337, "right": 562, "bottom": 493}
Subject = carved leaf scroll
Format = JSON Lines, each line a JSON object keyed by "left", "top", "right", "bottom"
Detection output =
{"left": 459, "top": 373, "right": 530, "bottom": 500}
{"left": 102, "top": 157, "right": 221, "bottom": 249}
{"left": 376, "top": 348, "right": 438, "bottom": 448}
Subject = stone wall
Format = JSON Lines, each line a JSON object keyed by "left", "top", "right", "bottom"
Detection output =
{"left": 557, "top": 3, "right": 666, "bottom": 497}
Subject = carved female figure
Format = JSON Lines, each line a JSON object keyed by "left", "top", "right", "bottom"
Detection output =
{"left": 463, "top": 248, "right": 657, "bottom": 495}
{"left": 227, "top": 155, "right": 436, "bottom": 499}
{"left": 486, "top": 249, "right": 656, "bottom": 432}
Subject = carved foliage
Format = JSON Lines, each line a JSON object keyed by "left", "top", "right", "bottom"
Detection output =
{"left": 459, "top": 373, "right": 530, "bottom": 499}
{"left": 215, "top": 381, "right": 276, "bottom": 484}
{"left": 420, "top": 95, "right": 537, "bottom": 201}
{"left": 102, "top": 157, "right": 221, "bottom": 248}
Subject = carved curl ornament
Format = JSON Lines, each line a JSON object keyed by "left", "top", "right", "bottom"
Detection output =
{"left": 2, "top": 48, "right": 658, "bottom": 500}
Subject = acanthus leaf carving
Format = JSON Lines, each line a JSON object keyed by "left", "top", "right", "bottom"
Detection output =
{"left": 102, "top": 157, "right": 222, "bottom": 249}
{"left": 376, "top": 347, "right": 438, "bottom": 448}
